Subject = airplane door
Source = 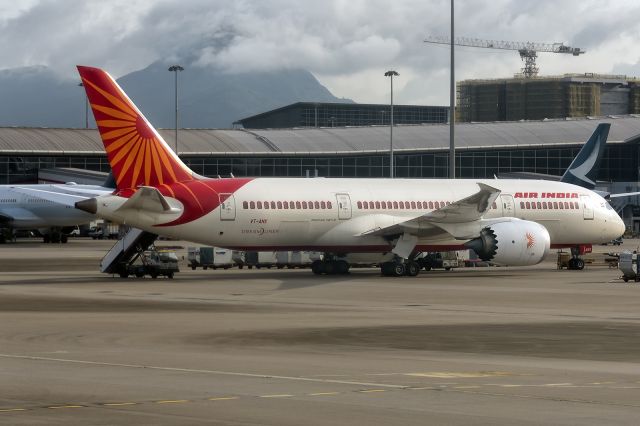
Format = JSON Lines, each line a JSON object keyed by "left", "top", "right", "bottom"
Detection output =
{"left": 581, "top": 195, "right": 594, "bottom": 220}
{"left": 336, "top": 193, "right": 352, "bottom": 220}
{"left": 500, "top": 194, "right": 515, "bottom": 217}
{"left": 219, "top": 193, "right": 236, "bottom": 221}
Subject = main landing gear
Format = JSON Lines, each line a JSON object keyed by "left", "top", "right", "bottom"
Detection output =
{"left": 311, "top": 255, "right": 350, "bottom": 275}
{"left": 380, "top": 258, "right": 420, "bottom": 277}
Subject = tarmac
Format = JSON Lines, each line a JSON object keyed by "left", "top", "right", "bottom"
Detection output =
{"left": 0, "top": 238, "right": 639, "bottom": 425}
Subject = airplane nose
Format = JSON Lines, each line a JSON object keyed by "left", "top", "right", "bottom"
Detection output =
{"left": 616, "top": 215, "right": 626, "bottom": 238}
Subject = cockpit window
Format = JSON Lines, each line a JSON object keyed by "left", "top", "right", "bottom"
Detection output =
{"left": 605, "top": 202, "right": 613, "bottom": 210}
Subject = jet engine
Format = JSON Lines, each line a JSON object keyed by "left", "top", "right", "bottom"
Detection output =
{"left": 465, "top": 220, "right": 550, "bottom": 266}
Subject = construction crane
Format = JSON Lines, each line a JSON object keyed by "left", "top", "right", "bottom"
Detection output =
{"left": 424, "top": 36, "right": 585, "bottom": 78}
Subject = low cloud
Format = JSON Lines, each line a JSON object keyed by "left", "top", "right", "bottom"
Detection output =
{"left": 1, "top": 0, "right": 639, "bottom": 104}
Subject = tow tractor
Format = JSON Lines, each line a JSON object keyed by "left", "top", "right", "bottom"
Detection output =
{"left": 117, "top": 246, "right": 179, "bottom": 279}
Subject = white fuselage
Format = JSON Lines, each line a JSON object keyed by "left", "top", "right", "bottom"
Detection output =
{"left": 0, "top": 184, "right": 109, "bottom": 229}
{"left": 97, "top": 178, "right": 625, "bottom": 252}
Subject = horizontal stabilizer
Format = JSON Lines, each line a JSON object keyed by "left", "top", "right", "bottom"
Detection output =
{"left": 115, "top": 186, "right": 182, "bottom": 214}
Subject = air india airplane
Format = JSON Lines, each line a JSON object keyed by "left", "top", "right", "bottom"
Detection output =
{"left": 49, "top": 66, "right": 629, "bottom": 276}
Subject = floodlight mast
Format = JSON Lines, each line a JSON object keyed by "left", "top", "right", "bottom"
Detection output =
{"left": 424, "top": 36, "right": 584, "bottom": 78}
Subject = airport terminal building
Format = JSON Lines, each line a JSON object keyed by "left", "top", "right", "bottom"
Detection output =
{"left": 1, "top": 116, "right": 640, "bottom": 229}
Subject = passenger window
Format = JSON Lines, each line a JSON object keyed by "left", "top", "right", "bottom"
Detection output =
{"left": 250, "top": 201, "right": 255, "bottom": 209}
{"left": 375, "top": 201, "right": 380, "bottom": 209}
{"left": 369, "top": 201, "right": 374, "bottom": 209}
{"left": 302, "top": 201, "right": 307, "bottom": 209}
{"left": 257, "top": 201, "right": 263, "bottom": 209}
{"left": 314, "top": 201, "right": 320, "bottom": 209}
{"left": 296, "top": 201, "right": 301, "bottom": 209}
{"left": 411, "top": 201, "right": 416, "bottom": 209}
{"left": 417, "top": 201, "right": 422, "bottom": 209}
{"left": 283, "top": 202, "right": 288, "bottom": 209}
{"left": 277, "top": 201, "right": 282, "bottom": 209}
{"left": 264, "top": 202, "right": 270, "bottom": 209}
{"left": 243, "top": 201, "right": 248, "bottom": 209}
{"left": 327, "top": 201, "right": 332, "bottom": 209}
{"left": 357, "top": 201, "right": 362, "bottom": 209}
{"left": 537, "top": 202, "right": 541, "bottom": 209}
{"left": 429, "top": 201, "right": 434, "bottom": 209}
{"left": 321, "top": 201, "right": 326, "bottom": 209}
{"left": 290, "top": 201, "right": 295, "bottom": 209}
{"left": 520, "top": 201, "right": 525, "bottom": 209}
{"left": 526, "top": 202, "right": 531, "bottom": 209}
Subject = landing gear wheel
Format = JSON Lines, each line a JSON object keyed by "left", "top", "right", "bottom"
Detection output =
{"left": 567, "top": 258, "right": 576, "bottom": 270}
{"left": 60, "top": 234, "right": 68, "bottom": 243}
{"left": 323, "top": 261, "right": 334, "bottom": 275}
{"left": 311, "top": 260, "right": 323, "bottom": 275}
{"left": 380, "top": 262, "right": 393, "bottom": 276}
{"left": 406, "top": 261, "right": 420, "bottom": 277}
{"left": 167, "top": 272, "right": 174, "bottom": 279}
{"left": 392, "top": 263, "right": 406, "bottom": 277}
{"left": 575, "top": 259, "right": 585, "bottom": 270}
{"left": 335, "top": 260, "right": 349, "bottom": 274}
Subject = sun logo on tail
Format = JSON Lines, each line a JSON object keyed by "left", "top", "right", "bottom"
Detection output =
{"left": 526, "top": 232, "right": 535, "bottom": 249}
{"left": 78, "top": 66, "right": 193, "bottom": 191}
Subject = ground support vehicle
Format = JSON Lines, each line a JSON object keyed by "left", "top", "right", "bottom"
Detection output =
{"left": 245, "top": 251, "right": 277, "bottom": 269}
{"left": 117, "top": 247, "right": 179, "bottom": 279}
{"left": 418, "top": 251, "right": 460, "bottom": 271}
{"left": 619, "top": 252, "right": 639, "bottom": 282}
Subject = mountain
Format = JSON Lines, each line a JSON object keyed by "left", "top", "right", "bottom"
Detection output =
{"left": 0, "top": 63, "right": 352, "bottom": 128}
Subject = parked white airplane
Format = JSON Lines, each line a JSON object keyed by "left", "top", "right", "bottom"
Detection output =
{"left": 0, "top": 179, "right": 112, "bottom": 243}
{"left": 21, "top": 66, "right": 626, "bottom": 275}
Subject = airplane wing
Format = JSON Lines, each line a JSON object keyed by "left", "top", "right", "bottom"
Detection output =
{"left": 360, "top": 183, "right": 501, "bottom": 238}
{"left": 608, "top": 192, "right": 640, "bottom": 199}
{"left": 10, "top": 186, "right": 93, "bottom": 207}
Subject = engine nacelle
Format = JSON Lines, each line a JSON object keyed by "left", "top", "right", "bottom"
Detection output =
{"left": 465, "top": 220, "right": 550, "bottom": 266}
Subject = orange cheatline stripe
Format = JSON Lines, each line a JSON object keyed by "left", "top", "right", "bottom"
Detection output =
{"left": 149, "top": 139, "right": 165, "bottom": 185}
{"left": 176, "top": 181, "right": 204, "bottom": 212}
{"left": 91, "top": 104, "right": 136, "bottom": 121}
{"left": 129, "top": 139, "right": 147, "bottom": 187}
{"left": 100, "top": 126, "right": 136, "bottom": 141}
{"left": 97, "top": 119, "right": 136, "bottom": 128}
{"left": 106, "top": 131, "right": 138, "bottom": 154}
{"left": 117, "top": 137, "right": 143, "bottom": 186}
{"left": 155, "top": 145, "right": 180, "bottom": 183}
{"left": 83, "top": 77, "right": 137, "bottom": 117}
{"left": 110, "top": 134, "right": 139, "bottom": 168}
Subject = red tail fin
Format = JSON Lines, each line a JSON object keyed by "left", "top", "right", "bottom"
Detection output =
{"left": 77, "top": 66, "right": 194, "bottom": 191}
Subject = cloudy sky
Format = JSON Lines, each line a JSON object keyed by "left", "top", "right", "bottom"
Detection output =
{"left": 1, "top": 0, "right": 640, "bottom": 105}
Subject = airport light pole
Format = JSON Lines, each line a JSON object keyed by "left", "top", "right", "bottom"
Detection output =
{"left": 168, "top": 65, "right": 184, "bottom": 155}
{"left": 449, "top": 0, "right": 456, "bottom": 178}
{"left": 78, "top": 82, "right": 88, "bottom": 128}
{"left": 385, "top": 70, "right": 399, "bottom": 178}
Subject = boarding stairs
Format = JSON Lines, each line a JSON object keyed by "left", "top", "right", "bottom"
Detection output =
{"left": 101, "top": 228, "right": 158, "bottom": 274}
